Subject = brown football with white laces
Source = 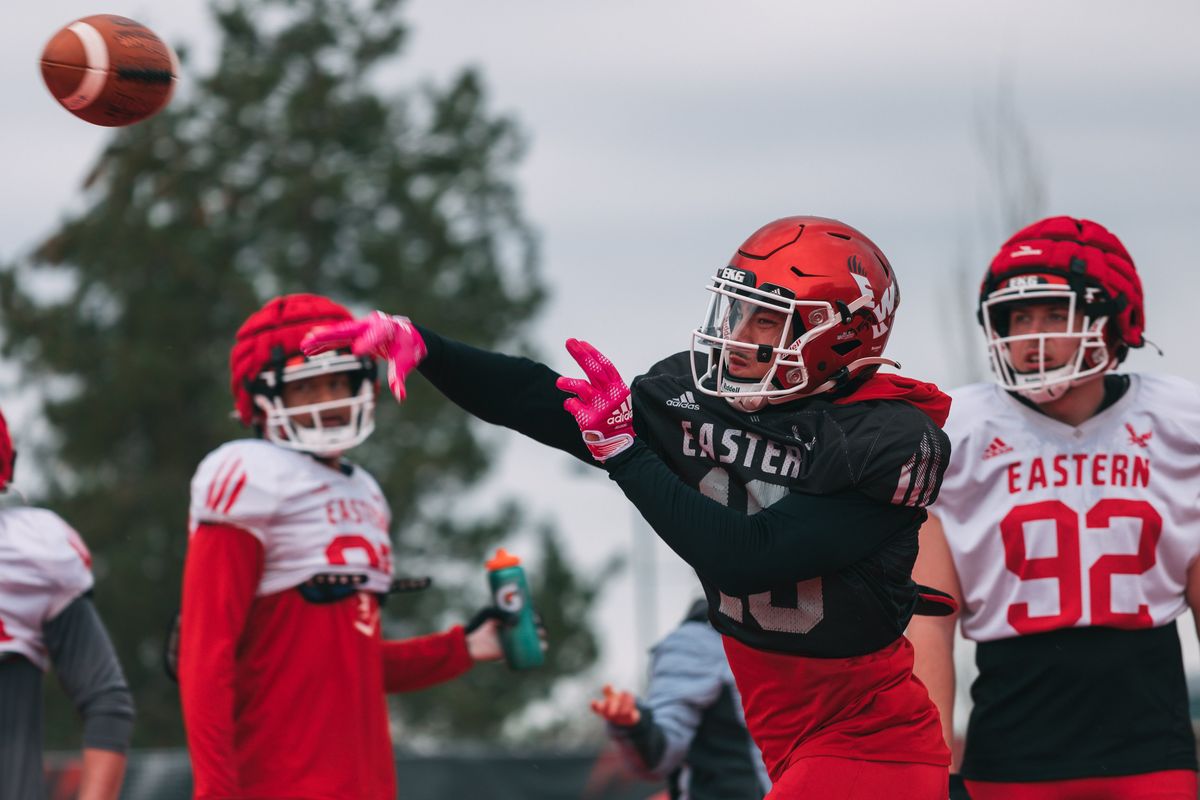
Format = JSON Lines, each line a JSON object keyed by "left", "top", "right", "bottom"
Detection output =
{"left": 40, "top": 15, "right": 178, "bottom": 127}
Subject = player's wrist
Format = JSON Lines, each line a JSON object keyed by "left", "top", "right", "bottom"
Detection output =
{"left": 606, "top": 705, "right": 649, "bottom": 733}
{"left": 583, "top": 431, "right": 635, "bottom": 462}
{"left": 627, "top": 702, "right": 651, "bottom": 730}
{"left": 596, "top": 437, "right": 643, "bottom": 469}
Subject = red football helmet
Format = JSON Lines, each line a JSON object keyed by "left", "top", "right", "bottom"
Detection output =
{"left": 231, "top": 294, "right": 378, "bottom": 456}
{"left": 0, "top": 406, "right": 14, "bottom": 491}
{"left": 979, "top": 216, "right": 1144, "bottom": 402}
{"left": 691, "top": 216, "right": 900, "bottom": 411}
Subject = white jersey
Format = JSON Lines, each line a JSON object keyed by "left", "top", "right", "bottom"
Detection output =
{"left": 0, "top": 507, "right": 94, "bottom": 671}
{"left": 189, "top": 439, "right": 394, "bottom": 596}
{"left": 933, "top": 374, "right": 1200, "bottom": 643}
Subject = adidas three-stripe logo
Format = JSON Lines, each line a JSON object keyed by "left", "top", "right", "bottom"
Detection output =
{"left": 665, "top": 391, "right": 701, "bottom": 410}
{"left": 982, "top": 437, "right": 1013, "bottom": 460}
{"left": 606, "top": 399, "right": 633, "bottom": 427}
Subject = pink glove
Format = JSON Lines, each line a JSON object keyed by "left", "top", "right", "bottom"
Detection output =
{"left": 556, "top": 339, "right": 635, "bottom": 462}
{"left": 301, "top": 311, "right": 427, "bottom": 402}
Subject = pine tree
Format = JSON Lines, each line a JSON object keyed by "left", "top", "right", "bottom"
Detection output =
{"left": 1, "top": 0, "right": 613, "bottom": 746}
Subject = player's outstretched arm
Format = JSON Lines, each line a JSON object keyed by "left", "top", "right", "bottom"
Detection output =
{"left": 381, "top": 626, "right": 474, "bottom": 693}
{"left": 906, "top": 514, "right": 963, "bottom": 768}
{"left": 303, "top": 316, "right": 592, "bottom": 462}
{"left": 381, "top": 606, "right": 548, "bottom": 693}
{"left": 555, "top": 338, "right": 922, "bottom": 592}
{"left": 44, "top": 596, "right": 134, "bottom": 800}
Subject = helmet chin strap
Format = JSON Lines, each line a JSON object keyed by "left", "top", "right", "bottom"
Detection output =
{"left": 718, "top": 372, "right": 773, "bottom": 412}
{"left": 1014, "top": 367, "right": 1104, "bottom": 405}
{"left": 729, "top": 395, "right": 769, "bottom": 412}
{"left": 801, "top": 356, "right": 900, "bottom": 399}
{"left": 722, "top": 356, "right": 901, "bottom": 410}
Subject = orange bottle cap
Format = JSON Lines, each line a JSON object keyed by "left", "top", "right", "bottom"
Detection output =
{"left": 485, "top": 548, "right": 521, "bottom": 571}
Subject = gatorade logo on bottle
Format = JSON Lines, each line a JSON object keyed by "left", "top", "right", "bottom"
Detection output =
{"left": 485, "top": 547, "right": 545, "bottom": 670}
{"left": 496, "top": 582, "right": 524, "bottom": 613}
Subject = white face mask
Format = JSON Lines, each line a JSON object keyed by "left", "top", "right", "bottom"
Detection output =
{"left": 981, "top": 286, "right": 1114, "bottom": 404}
{"left": 691, "top": 278, "right": 836, "bottom": 404}
{"left": 254, "top": 352, "right": 376, "bottom": 457}
{"left": 691, "top": 277, "right": 892, "bottom": 409}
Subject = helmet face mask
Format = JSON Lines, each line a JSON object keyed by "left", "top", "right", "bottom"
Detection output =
{"left": 231, "top": 294, "right": 380, "bottom": 458}
{"left": 690, "top": 217, "right": 900, "bottom": 411}
{"left": 252, "top": 351, "right": 377, "bottom": 457}
{"left": 981, "top": 278, "right": 1113, "bottom": 404}
{"left": 693, "top": 280, "right": 851, "bottom": 410}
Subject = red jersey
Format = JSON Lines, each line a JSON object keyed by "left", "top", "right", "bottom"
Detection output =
{"left": 180, "top": 441, "right": 472, "bottom": 799}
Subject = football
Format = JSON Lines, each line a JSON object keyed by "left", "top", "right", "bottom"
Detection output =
{"left": 40, "top": 15, "right": 178, "bottom": 127}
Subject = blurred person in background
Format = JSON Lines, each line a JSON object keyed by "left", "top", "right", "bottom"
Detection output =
{"left": 0, "top": 405, "right": 134, "bottom": 800}
{"left": 591, "top": 597, "right": 769, "bottom": 800}
{"left": 304, "top": 216, "right": 961, "bottom": 799}
{"left": 908, "top": 216, "right": 1200, "bottom": 800}
{"left": 177, "top": 293, "right": 513, "bottom": 800}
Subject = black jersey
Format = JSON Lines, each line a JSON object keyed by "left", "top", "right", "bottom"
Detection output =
{"left": 626, "top": 353, "right": 950, "bottom": 658}
{"left": 414, "top": 330, "right": 950, "bottom": 658}
{"left": 414, "top": 329, "right": 954, "bottom": 774}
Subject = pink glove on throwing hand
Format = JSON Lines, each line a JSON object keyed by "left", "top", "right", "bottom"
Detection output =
{"left": 301, "top": 311, "right": 427, "bottom": 402}
{"left": 556, "top": 338, "right": 635, "bottom": 462}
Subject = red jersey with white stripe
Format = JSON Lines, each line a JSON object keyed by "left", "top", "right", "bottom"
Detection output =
{"left": 934, "top": 375, "right": 1200, "bottom": 642}
{"left": 189, "top": 439, "right": 394, "bottom": 594}
{"left": 0, "top": 508, "right": 92, "bottom": 670}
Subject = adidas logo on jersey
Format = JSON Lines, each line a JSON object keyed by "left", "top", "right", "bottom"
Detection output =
{"left": 606, "top": 400, "right": 633, "bottom": 427}
{"left": 666, "top": 391, "right": 701, "bottom": 411}
{"left": 982, "top": 437, "right": 1013, "bottom": 460}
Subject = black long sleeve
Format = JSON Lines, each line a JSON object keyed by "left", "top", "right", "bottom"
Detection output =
{"left": 44, "top": 595, "right": 135, "bottom": 752}
{"left": 416, "top": 326, "right": 594, "bottom": 463}
{"left": 604, "top": 440, "right": 923, "bottom": 596}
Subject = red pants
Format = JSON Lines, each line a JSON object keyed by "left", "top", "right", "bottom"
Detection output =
{"left": 965, "top": 770, "right": 1198, "bottom": 800}
{"left": 767, "top": 756, "right": 947, "bottom": 799}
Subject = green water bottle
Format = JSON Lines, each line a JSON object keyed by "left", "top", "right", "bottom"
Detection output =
{"left": 486, "top": 548, "right": 544, "bottom": 670}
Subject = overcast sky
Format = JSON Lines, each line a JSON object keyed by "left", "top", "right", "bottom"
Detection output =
{"left": 5, "top": 0, "right": 1199, "bottom": 720}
